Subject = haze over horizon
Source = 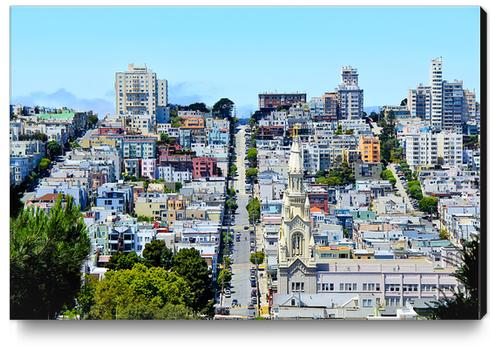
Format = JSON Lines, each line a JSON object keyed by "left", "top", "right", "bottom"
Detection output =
{"left": 10, "top": 6, "right": 481, "bottom": 117}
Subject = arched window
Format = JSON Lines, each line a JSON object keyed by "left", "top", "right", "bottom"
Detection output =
{"left": 291, "top": 232, "right": 304, "bottom": 257}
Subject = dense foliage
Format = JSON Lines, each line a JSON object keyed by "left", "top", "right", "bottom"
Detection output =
{"left": 250, "top": 251, "right": 265, "bottom": 265}
{"left": 419, "top": 196, "right": 438, "bottom": 215}
{"left": 315, "top": 162, "right": 354, "bottom": 186}
{"left": 89, "top": 264, "right": 195, "bottom": 320}
{"left": 142, "top": 240, "right": 173, "bottom": 269}
{"left": 427, "top": 236, "right": 480, "bottom": 319}
{"left": 212, "top": 98, "right": 234, "bottom": 119}
{"left": 10, "top": 196, "right": 91, "bottom": 319}
{"left": 172, "top": 248, "right": 214, "bottom": 315}
{"left": 246, "top": 197, "right": 261, "bottom": 223}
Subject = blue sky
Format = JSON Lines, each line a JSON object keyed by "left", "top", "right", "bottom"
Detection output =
{"left": 10, "top": 6, "right": 481, "bottom": 117}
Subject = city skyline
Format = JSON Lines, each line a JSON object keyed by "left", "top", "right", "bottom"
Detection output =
{"left": 10, "top": 6, "right": 480, "bottom": 117}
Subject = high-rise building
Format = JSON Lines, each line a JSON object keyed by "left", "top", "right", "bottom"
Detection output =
{"left": 442, "top": 80, "right": 464, "bottom": 133}
{"left": 463, "top": 89, "right": 477, "bottom": 122}
{"left": 337, "top": 66, "right": 364, "bottom": 119}
{"left": 115, "top": 64, "right": 168, "bottom": 117}
{"left": 322, "top": 92, "right": 339, "bottom": 120}
{"left": 408, "top": 84, "right": 431, "bottom": 119}
{"left": 429, "top": 57, "right": 443, "bottom": 130}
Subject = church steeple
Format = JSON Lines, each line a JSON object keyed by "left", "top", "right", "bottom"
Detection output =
{"left": 279, "top": 124, "right": 315, "bottom": 265}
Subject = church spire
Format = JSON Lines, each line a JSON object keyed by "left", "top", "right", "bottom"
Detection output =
{"left": 288, "top": 125, "right": 303, "bottom": 175}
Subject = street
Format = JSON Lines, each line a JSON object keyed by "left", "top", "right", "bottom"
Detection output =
{"left": 388, "top": 163, "right": 415, "bottom": 213}
{"left": 220, "top": 126, "right": 254, "bottom": 317}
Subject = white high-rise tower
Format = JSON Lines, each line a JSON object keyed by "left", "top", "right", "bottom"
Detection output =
{"left": 430, "top": 57, "right": 443, "bottom": 130}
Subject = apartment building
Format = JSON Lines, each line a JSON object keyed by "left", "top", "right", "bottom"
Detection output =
{"left": 408, "top": 84, "right": 432, "bottom": 119}
{"left": 115, "top": 64, "right": 168, "bottom": 116}
{"left": 359, "top": 135, "right": 381, "bottom": 163}
{"left": 402, "top": 131, "right": 462, "bottom": 169}
{"left": 430, "top": 57, "right": 443, "bottom": 130}
{"left": 258, "top": 92, "right": 307, "bottom": 111}
{"left": 337, "top": 66, "right": 364, "bottom": 119}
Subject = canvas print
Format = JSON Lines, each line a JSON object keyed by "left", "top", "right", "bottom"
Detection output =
{"left": 9, "top": 6, "right": 485, "bottom": 320}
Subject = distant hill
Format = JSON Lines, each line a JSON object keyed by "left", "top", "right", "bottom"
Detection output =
{"left": 364, "top": 106, "right": 381, "bottom": 114}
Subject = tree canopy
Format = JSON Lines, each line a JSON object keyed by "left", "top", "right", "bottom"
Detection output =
{"left": 419, "top": 196, "right": 438, "bottom": 215}
{"left": 46, "top": 140, "right": 62, "bottom": 160}
{"left": 142, "top": 240, "right": 173, "bottom": 269}
{"left": 246, "top": 197, "right": 261, "bottom": 223}
{"left": 212, "top": 98, "right": 234, "bottom": 119}
{"left": 172, "top": 248, "right": 214, "bottom": 314}
{"left": 188, "top": 102, "right": 210, "bottom": 113}
{"left": 250, "top": 251, "right": 265, "bottom": 265}
{"left": 10, "top": 196, "right": 91, "bottom": 319}
{"left": 106, "top": 251, "right": 143, "bottom": 271}
{"left": 89, "top": 264, "right": 195, "bottom": 320}
{"left": 315, "top": 162, "right": 354, "bottom": 186}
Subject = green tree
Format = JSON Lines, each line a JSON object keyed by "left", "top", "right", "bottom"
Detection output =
{"left": 315, "top": 169, "right": 326, "bottom": 178}
{"left": 89, "top": 264, "right": 195, "bottom": 320}
{"left": 172, "top": 248, "right": 214, "bottom": 314}
{"left": 246, "top": 197, "right": 261, "bottom": 223}
{"left": 407, "top": 180, "right": 423, "bottom": 200}
{"left": 226, "top": 198, "right": 238, "bottom": 212}
{"left": 170, "top": 116, "right": 183, "bottom": 128}
{"left": 38, "top": 157, "right": 51, "bottom": 172}
{"left": 419, "top": 196, "right": 438, "bottom": 215}
{"left": 229, "top": 164, "right": 238, "bottom": 176}
{"left": 10, "top": 195, "right": 91, "bottom": 319}
{"left": 245, "top": 167, "right": 258, "bottom": 179}
{"left": 142, "top": 240, "right": 173, "bottom": 269}
{"left": 439, "top": 227, "right": 450, "bottom": 240}
{"left": 217, "top": 269, "right": 232, "bottom": 288}
{"left": 188, "top": 102, "right": 210, "bottom": 113}
{"left": 212, "top": 98, "right": 234, "bottom": 119}
{"left": 224, "top": 256, "right": 231, "bottom": 269}
{"left": 106, "top": 251, "right": 143, "bottom": 271}
{"left": 87, "top": 114, "right": 99, "bottom": 128}
{"left": 10, "top": 184, "right": 24, "bottom": 218}
{"left": 335, "top": 124, "right": 343, "bottom": 135}
{"left": 247, "top": 147, "right": 257, "bottom": 162}
{"left": 66, "top": 274, "right": 97, "bottom": 319}
{"left": 46, "top": 140, "right": 62, "bottom": 160}
{"left": 159, "top": 132, "right": 172, "bottom": 144}
{"left": 427, "top": 236, "right": 480, "bottom": 319}
{"left": 381, "top": 169, "right": 397, "bottom": 186}
{"left": 250, "top": 251, "right": 265, "bottom": 265}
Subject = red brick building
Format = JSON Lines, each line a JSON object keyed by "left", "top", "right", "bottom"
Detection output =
{"left": 192, "top": 157, "right": 218, "bottom": 179}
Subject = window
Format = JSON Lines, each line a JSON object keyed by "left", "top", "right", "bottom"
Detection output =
{"left": 403, "top": 284, "right": 419, "bottom": 292}
{"left": 340, "top": 283, "right": 357, "bottom": 291}
{"left": 320, "top": 283, "right": 335, "bottom": 292}
{"left": 362, "top": 299, "right": 373, "bottom": 307}
{"left": 292, "top": 282, "right": 304, "bottom": 292}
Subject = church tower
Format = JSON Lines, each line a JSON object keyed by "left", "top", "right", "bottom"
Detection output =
{"left": 278, "top": 127, "right": 317, "bottom": 295}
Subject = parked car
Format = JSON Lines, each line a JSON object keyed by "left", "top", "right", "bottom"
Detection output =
{"left": 248, "top": 304, "right": 255, "bottom": 310}
{"left": 231, "top": 299, "right": 238, "bottom": 307}
{"left": 216, "top": 307, "right": 230, "bottom": 315}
